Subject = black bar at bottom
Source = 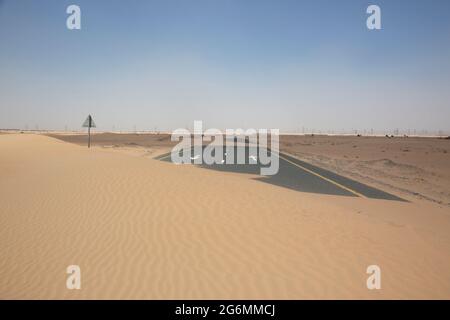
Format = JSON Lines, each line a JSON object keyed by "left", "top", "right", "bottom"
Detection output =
{"left": 1, "top": 300, "right": 448, "bottom": 319}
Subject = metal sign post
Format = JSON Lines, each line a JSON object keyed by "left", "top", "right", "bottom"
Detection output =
{"left": 82, "top": 115, "right": 96, "bottom": 148}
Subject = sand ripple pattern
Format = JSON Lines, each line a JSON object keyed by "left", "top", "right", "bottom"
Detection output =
{"left": 1, "top": 134, "right": 450, "bottom": 299}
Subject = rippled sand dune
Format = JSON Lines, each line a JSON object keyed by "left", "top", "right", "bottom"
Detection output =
{"left": 1, "top": 134, "right": 450, "bottom": 299}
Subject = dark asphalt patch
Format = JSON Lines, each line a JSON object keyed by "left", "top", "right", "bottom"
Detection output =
{"left": 156, "top": 146, "right": 405, "bottom": 201}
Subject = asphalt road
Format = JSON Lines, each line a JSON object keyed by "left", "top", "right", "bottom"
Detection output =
{"left": 156, "top": 145, "right": 405, "bottom": 201}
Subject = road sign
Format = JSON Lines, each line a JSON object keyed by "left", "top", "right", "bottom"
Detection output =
{"left": 82, "top": 115, "right": 96, "bottom": 148}
{"left": 82, "top": 115, "right": 96, "bottom": 128}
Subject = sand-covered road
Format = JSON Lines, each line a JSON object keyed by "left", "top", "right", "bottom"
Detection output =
{"left": 1, "top": 134, "right": 450, "bottom": 299}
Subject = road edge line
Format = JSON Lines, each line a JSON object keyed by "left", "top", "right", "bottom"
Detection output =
{"left": 278, "top": 153, "right": 367, "bottom": 198}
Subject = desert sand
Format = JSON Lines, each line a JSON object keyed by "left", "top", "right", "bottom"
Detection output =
{"left": 1, "top": 133, "right": 450, "bottom": 299}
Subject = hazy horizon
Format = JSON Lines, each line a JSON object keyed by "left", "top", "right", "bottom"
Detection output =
{"left": 1, "top": 0, "right": 450, "bottom": 133}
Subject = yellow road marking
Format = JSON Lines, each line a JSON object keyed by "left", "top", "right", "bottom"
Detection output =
{"left": 157, "top": 153, "right": 172, "bottom": 161}
{"left": 278, "top": 154, "right": 367, "bottom": 198}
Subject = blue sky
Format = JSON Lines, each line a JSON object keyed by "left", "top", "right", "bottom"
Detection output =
{"left": 1, "top": 0, "right": 450, "bottom": 132}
